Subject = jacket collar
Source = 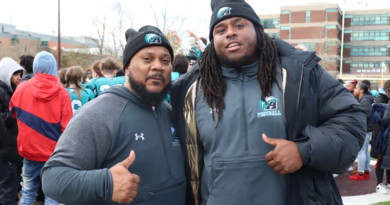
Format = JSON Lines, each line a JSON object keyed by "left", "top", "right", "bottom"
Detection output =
{"left": 221, "top": 60, "right": 259, "bottom": 81}
{"left": 103, "top": 85, "right": 161, "bottom": 112}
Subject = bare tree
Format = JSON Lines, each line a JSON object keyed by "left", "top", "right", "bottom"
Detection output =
{"left": 91, "top": 16, "right": 107, "bottom": 59}
{"left": 150, "top": 2, "right": 186, "bottom": 35}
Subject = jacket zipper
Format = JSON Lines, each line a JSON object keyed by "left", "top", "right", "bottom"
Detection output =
{"left": 148, "top": 181, "right": 184, "bottom": 195}
{"left": 219, "top": 158, "right": 266, "bottom": 167}
{"left": 240, "top": 73, "right": 249, "bottom": 151}
{"left": 295, "top": 52, "right": 316, "bottom": 122}
{"left": 153, "top": 108, "right": 172, "bottom": 176}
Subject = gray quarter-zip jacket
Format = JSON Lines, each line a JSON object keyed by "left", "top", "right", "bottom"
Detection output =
{"left": 196, "top": 61, "right": 287, "bottom": 205}
{"left": 41, "top": 85, "right": 186, "bottom": 205}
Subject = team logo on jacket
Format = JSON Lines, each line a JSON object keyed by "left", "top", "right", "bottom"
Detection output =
{"left": 145, "top": 33, "right": 162, "bottom": 44}
{"left": 171, "top": 127, "right": 181, "bottom": 147}
{"left": 217, "top": 7, "right": 232, "bottom": 19}
{"left": 257, "top": 96, "right": 282, "bottom": 118}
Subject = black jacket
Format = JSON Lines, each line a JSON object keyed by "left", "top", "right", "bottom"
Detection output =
{"left": 359, "top": 94, "right": 375, "bottom": 132}
{"left": 0, "top": 80, "right": 21, "bottom": 161}
{"left": 371, "top": 93, "right": 389, "bottom": 158}
{"left": 21, "top": 73, "right": 34, "bottom": 82}
{"left": 171, "top": 38, "right": 366, "bottom": 205}
{"left": 381, "top": 100, "right": 390, "bottom": 169}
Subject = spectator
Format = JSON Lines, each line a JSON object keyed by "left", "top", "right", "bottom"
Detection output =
{"left": 19, "top": 55, "right": 34, "bottom": 82}
{"left": 87, "top": 58, "right": 125, "bottom": 97}
{"left": 171, "top": 54, "right": 188, "bottom": 81}
{"left": 350, "top": 83, "right": 375, "bottom": 181}
{"left": 337, "top": 78, "right": 344, "bottom": 85}
{"left": 57, "top": 68, "right": 67, "bottom": 87}
{"left": 10, "top": 51, "right": 72, "bottom": 205}
{"left": 81, "top": 68, "right": 92, "bottom": 86}
{"left": 0, "top": 57, "right": 23, "bottom": 205}
{"left": 64, "top": 66, "right": 94, "bottom": 113}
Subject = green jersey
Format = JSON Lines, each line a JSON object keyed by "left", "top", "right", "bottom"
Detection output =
{"left": 87, "top": 76, "right": 125, "bottom": 97}
{"left": 66, "top": 88, "right": 94, "bottom": 113}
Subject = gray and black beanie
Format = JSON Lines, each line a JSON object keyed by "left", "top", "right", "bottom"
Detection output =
{"left": 122, "top": 25, "right": 174, "bottom": 70}
{"left": 209, "top": 0, "right": 263, "bottom": 40}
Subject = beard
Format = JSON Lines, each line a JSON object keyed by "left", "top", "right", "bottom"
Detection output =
{"left": 218, "top": 54, "right": 253, "bottom": 72}
{"left": 129, "top": 72, "right": 171, "bottom": 105}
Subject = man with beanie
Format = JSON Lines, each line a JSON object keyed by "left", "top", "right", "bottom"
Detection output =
{"left": 41, "top": 25, "right": 185, "bottom": 205}
{"left": 170, "top": 0, "right": 366, "bottom": 205}
{"left": 10, "top": 51, "right": 72, "bottom": 205}
{"left": 0, "top": 57, "right": 23, "bottom": 205}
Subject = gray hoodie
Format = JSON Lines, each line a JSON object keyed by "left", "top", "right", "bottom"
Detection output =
{"left": 0, "top": 57, "right": 23, "bottom": 91}
{"left": 196, "top": 61, "right": 287, "bottom": 205}
{"left": 41, "top": 85, "right": 186, "bottom": 205}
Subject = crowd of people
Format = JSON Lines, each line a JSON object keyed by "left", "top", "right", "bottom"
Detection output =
{"left": 0, "top": 0, "right": 389, "bottom": 205}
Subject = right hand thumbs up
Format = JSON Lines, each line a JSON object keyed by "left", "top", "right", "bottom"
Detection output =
{"left": 120, "top": 150, "right": 136, "bottom": 169}
{"left": 110, "top": 151, "right": 141, "bottom": 203}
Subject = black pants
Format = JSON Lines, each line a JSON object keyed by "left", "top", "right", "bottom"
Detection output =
{"left": 0, "top": 160, "right": 20, "bottom": 205}
{"left": 376, "top": 156, "right": 390, "bottom": 184}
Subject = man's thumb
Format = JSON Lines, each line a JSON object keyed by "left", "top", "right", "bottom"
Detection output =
{"left": 121, "top": 150, "right": 136, "bottom": 169}
{"left": 262, "top": 134, "right": 278, "bottom": 146}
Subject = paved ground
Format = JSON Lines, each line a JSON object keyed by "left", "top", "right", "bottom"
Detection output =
{"left": 337, "top": 160, "right": 390, "bottom": 205}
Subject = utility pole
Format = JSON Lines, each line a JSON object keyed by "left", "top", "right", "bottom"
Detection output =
{"left": 57, "top": 0, "right": 61, "bottom": 69}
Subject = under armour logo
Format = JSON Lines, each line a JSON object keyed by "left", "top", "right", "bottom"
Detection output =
{"left": 135, "top": 133, "right": 145, "bottom": 141}
{"left": 210, "top": 108, "right": 218, "bottom": 114}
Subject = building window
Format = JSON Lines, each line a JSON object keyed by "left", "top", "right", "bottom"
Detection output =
{"left": 11, "top": 38, "right": 19, "bottom": 45}
{"left": 350, "top": 45, "right": 389, "bottom": 56}
{"left": 350, "top": 30, "right": 389, "bottom": 41}
{"left": 299, "top": 43, "right": 315, "bottom": 51}
{"left": 261, "top": 19, "right": 280, "bottom": 29}
{"left": 38, "top": 41, "right": 48, "bottom": 47}
{"left": 267, "top": 33, "right": 280, "bottom": 38}
{"left": 281, "top": 10, "right": 291, "bottom": 23}
{"left": 350, "top": 14, "right": 389, "bottom": 26}
{"left": 306, "top": 11, "right": 311, "bottom": 22}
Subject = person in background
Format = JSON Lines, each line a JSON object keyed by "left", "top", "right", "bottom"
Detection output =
{"left": 171, "top": 54, "right": 189, "bottom": 81}
{"left": 57, "top": 68, "right": 67, "bottom": 87}
{"left": 64, "top": 66, "right": 94, "bottom": 113}
{"left": 10, "top": 51, "right": 72, "bottom": 205}
{"left": 81, "top": 68, "right": 92, "bottom": 86}
{"left": 372, "top": 80, "right": 390, "bottom": 194}
{"left": 350, "top": 83, "right": 375, "bottom": 181}
{"left": 19, "top": 55, "right": 34, "bottom": 82}
{"left": 0, "top": 57, "right": 23, "bottom": 205}
{"left": 87, "top": 58, "right": 125, "bottom": 97}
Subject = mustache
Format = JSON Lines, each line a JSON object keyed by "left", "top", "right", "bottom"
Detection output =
{"left": 146, "top": 73, "right": 166, "bottom": 83}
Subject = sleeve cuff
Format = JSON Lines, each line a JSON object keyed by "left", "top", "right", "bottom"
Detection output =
{"left": 296, "top": 140, "right": 311, "bottom": 165}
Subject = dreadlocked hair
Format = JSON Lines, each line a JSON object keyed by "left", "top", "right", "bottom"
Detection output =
{"left": 190, "top": 26, "right": 281, "bottom": 125}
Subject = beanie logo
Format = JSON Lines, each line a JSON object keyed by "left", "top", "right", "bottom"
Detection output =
{"left": 217, "top": 7, "right": 232, "bottom": 19}
{"left": 145, "top": 33, "right": 162, "bottom": 44}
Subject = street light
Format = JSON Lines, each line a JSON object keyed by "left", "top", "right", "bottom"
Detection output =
{"left": 57, "top": 0, "right": 61, "bottom": 69}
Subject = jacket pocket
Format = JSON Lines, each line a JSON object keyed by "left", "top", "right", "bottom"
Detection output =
{"left": 207, "top": 155, "right": 286, "bottom": 205}
{"left": 134, "top": 175, "right": 186, "bottom": 205}
{"left": 307, "top": 171, "right": 334, "bottom": 205}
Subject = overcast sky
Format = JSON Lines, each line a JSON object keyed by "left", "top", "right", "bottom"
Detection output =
{"left": 0, "top": 0, "right": 389, "bottom": 43}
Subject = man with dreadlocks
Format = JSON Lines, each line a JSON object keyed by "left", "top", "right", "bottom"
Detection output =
{"left": 170, "top": 0, "right": 366, "bottom": 205}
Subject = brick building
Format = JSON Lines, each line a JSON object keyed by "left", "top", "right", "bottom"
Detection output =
{"left": 0, "top": 22, "right": 96, "bottom": 52}
{"left": 259, "top": 4, "right": 390, "bottom": 88}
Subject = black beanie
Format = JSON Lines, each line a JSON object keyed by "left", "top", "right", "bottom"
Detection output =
{"left": 122, "top": 25, "right": 174, "bottom": 70}
{"left": 209, "top": 0, "right": 263, "bottom": 40}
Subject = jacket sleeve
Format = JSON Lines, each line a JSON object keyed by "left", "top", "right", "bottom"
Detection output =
{"left": 60, "top": 90, "right": 73, "bottom": 132}
{"left": 360, "top": 97, "right": 372, "bottom": 124}
{"left": 41, "top": 100, "right": 115, "bottom": 204}
{"left": 0, "top": 87, "right": 16, "bottom": 127}
{"left": 382, "top": 100, "right": 390, "bottom": 126}
{"left": 296, "top": 65, "right": 366, "bottom": 174}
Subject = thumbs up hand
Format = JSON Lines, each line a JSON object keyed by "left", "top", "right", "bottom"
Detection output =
{"left": 110, "top": 151, "right": 141, "bottom": 203}
{"left": 263, "top": 134, "right": 303, "bottom": 175}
